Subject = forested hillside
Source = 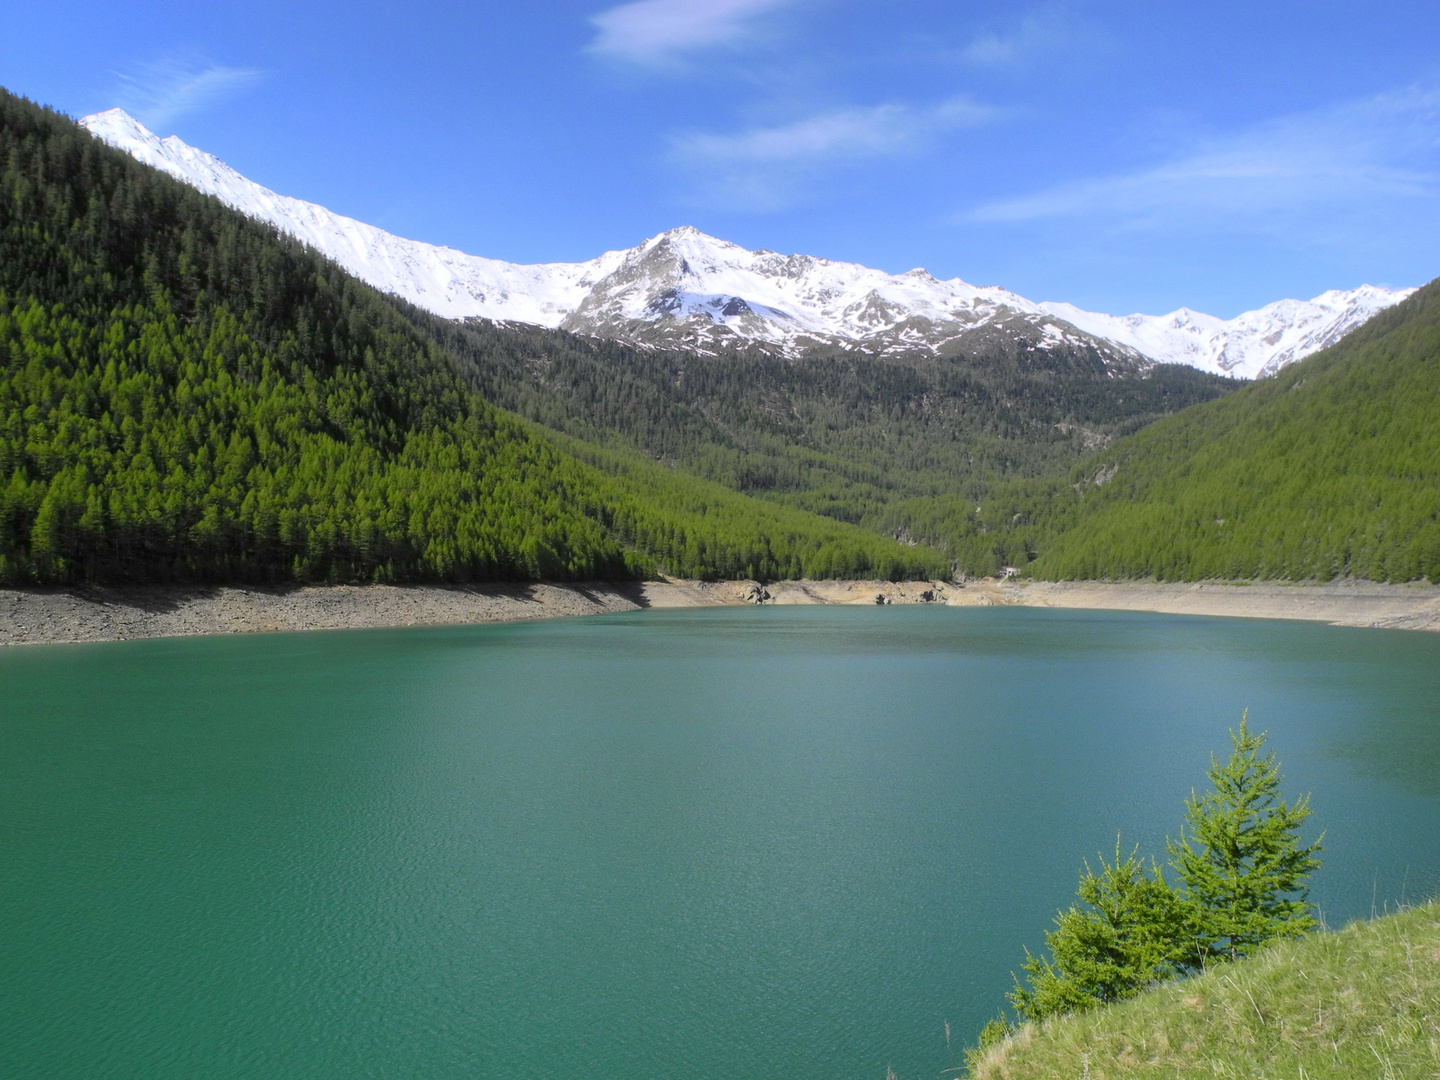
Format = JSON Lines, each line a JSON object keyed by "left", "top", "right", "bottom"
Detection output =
{"left": 0, "top": 89, "right": 944, "bottom": 585}
{"left": 12, "top": 80, "right": 1422, "bottom": 590}
{"left": 413, "top": 311, "right": 1235, "bottom": 542}
{"left": 943, "top": 280, "right": 1440, "bottom": 582}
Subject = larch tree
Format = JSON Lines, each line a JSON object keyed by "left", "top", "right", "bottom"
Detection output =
{"left": 1168, "top": 712, "right": 1323, "bottom": 961}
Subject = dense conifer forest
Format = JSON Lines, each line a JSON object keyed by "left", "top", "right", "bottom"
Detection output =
{"left": 942, "top": 280, "right": 1440, "bottom": 581}
{"left": 3, "top": 83, "right": 1434, "bottom": 588}
{"left": 412, "top": 308, "right": 1236, "bottom": 541}
{"left": 0, "top": 89, "right": 945, "bottom": 585}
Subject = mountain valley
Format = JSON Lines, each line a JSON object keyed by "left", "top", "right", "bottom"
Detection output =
{"left": 1, "top": 90, "right": 1432, "bottom": 589}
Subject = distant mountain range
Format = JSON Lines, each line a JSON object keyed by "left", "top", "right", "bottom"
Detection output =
{"left": 82, "top": 109, "right": 1415, "bottom": 381}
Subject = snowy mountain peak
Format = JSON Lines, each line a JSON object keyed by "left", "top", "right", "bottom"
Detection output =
{"left": 1040, "top": 282, "right": 1416, "bottom": 379}
{"left": 79, "top": 109, "right": 1417, "bottom": 379}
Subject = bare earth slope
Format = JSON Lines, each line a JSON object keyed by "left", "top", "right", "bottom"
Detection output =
{"left": 2, "top": 579, "right": 1438, "bottom": 646}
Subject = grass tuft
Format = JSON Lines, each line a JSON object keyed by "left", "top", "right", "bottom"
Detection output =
{"left": 971, "top": 901, "right": 1440, "bottom": 1079}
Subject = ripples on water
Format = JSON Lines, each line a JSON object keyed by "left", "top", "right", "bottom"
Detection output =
{"left": 0, "top": 607, "right": 1436, "bottom": 1078}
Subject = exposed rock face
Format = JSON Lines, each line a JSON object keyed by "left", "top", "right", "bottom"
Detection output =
{"left": 80, "top": 110, "right": 1414, "bottom": 381}
{"left": 556, "top": 227, "right": 1151, "bottom": 371}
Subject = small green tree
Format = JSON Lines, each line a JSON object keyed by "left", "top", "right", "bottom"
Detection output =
{"left": 1008, "top": 840, "right": 1191, "bottom": 1021}
{"left": 1168, "top": 712, "right": 1322, "bottom": 962}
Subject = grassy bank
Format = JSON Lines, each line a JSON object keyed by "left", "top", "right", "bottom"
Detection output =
{"left": 971, "top": 901, "right": 1440, "bottom": 1079}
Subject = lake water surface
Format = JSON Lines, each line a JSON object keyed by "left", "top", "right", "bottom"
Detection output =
{"left": 1, "top": 606, "right": 1438, "bottom": 1079}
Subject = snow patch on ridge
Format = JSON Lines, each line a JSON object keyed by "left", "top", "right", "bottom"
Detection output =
{"left": 79, "top": 108, "right": 627, "bottom": 326}
{"left": 1040, "top": 285, "right": 1415, "bottom": 380}
{"left": 80, "top": 109, "right": 1417, "bottom": 379}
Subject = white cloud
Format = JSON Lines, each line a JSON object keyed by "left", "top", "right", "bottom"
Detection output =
{"left": 962, "top": 4, "right": 1079, "bottom": 67}
{"left": 114, "top": 57, "right": 264, "bottom": 129}
{"left": 968, "top": 86, "right": 1440, "bottom": 229}
{"left": 587, "top": 0, "right": 794, "bottom": 66}
{"left": 672, "top": 96, "right": 1003, "bottom": 209}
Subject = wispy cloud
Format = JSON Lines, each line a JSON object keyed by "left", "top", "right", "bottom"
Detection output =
{"left": 967, "top": 85, "right": 1440, "bottom": 230}
{"left": 961, "top": 4, "right": 1089, "bottom": 68}
{"left": 672, "top": 96, "right": 1003, "bottom": 209}
{"left": 114, "top": 56, "right": 264, "bottom": 129}
{"left": 587, "top": 0, "right": 796, "bottom": 67}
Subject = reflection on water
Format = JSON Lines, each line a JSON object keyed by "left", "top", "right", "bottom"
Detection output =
{"left": 0, "top": 607, "right": 1436, "bottom": 1079}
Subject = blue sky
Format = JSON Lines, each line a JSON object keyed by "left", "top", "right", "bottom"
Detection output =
{"left": 5, "top": 0, "right": 1439, "bottom": 316}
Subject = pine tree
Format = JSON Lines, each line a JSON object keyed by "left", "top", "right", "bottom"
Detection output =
{"left": 1008, "top": 840, "right": 1191, "bottom": 1021}
{"left": 1168, "top": 712, "right": 1323, "bottom": 961}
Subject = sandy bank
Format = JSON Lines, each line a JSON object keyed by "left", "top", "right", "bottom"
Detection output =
{"left": 0, "top": 582, "right": 648, "bottom": 647}
{"left": 0, "top": 578, "right": 953, "bottom": 646}
{"left": 1, "top": 577, "right": 1437, "bottom": 646}
{"left": 999, "top": 578, "right": 1440, "bottom": 632}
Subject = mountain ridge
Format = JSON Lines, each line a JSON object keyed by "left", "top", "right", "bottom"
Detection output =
{"left": 80, "top": 108, "right": 1414, "bottom": 381}
{"left": 0, "top": 89, "right": 947, "bottom": 586}
{"left": 945, "top": 278, "right": 1440, "bottom": 582}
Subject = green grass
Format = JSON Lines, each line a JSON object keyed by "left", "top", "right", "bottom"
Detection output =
{"left": 971, "top": 902, "right": 1440, "bottom": 1079}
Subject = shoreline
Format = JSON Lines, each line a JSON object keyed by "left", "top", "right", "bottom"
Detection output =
{"left": 1, "top": 577, "right": 1437, "bottom": 647}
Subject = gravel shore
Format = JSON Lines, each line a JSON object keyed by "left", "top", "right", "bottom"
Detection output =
{"left": 1, "top": 577, "right": 1436, "bottom": 646}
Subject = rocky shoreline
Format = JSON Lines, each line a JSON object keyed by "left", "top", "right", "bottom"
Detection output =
{"left": 1, "top": 577, "right": 1437, "bottom": 647}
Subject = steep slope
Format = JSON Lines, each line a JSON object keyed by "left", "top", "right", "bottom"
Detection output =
{"left": 945, "top": 279, "right": 1440, "bottom": 582}
{"left": 970, "top": 902, "right": 1440, "bottom": 1080}
{"left": 0, "top": 89, "right": 945, "bottom": 585}
{"left": 418, "top": 312, "right": 1235, "bottom": 537}
{"left": 75, "top": 109, "right": 629, "bottom": 326}
{"left": 59, "top": 101, "right": 1235, "bottom": 577}
{"left": 79, "top": 109, "right": 1412, "bottom": 379}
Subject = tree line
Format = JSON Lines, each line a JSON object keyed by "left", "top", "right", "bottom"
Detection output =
{"left": 412, "top": 306, "right": 1235, "bottom": 548}
{"left": 0, "top": 88, "right": 944, "bottom": 585}
{"left": 934, "top": 281, "right": 1440, "bottom": 582}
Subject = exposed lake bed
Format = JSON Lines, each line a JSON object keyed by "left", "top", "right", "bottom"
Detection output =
{"left": 2, "top": 576, "right": 1438, "bottom": 646}
{"left": 1, "top": 606, "right": 1437, "bottom": 1078}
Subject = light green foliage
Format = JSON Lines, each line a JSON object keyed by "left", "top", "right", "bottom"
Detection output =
{"left": 0, "top": 87, "right": 944, "bottom": 585}
{"left": 1008, "top": 843, "right": 1194, "bottom": 1023}
{"left": 539, "top": 428, "right": 949, "bottom": 582}
{"left": 992, "top": 717, "right": 1320, "bottom": 1052}
{"left": 970, "top": 901, "right": 1440, "bottom": 1080}
{"left": 1169, "top": 714, "right": 1323, "bottom": 960}
{"left": 962, "top": 1016, "right": 1014, "bottom": 1074}
{"left": 950, "top": 280, "right": 1440, "bottom": 581}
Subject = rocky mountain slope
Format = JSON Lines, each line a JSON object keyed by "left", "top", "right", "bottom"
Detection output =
{"left": 81, "top": 109, "right": 1413, "bottom": 380}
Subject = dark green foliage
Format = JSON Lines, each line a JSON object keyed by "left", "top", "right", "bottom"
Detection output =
{"left": 0, "top": 87, "right": 944, "bottom": 584}
{"left": 410, "top": 310, "right": 1235, "bottom": 543}
{"left": 948, "top": 280, "right": 1440, "bottom": 581}
{"left": 1168, "top": 715, "right": 1322, "bottom": 961}
{"left": 1008, "top": 843, "right": 1193, "bottom": 1022}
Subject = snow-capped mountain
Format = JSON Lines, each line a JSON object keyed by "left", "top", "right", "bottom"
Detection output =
{"left": 81, "top": 109, "right": 1415, "bottom": 380}
{"left": 553, "top": 225, "right": 1143, "bottom": 366}
{"left": 1040, "top": 286, "right": 1413, "bottom": 379}
{"left": 79, "top": 109, "right": 629, "bottom": 326}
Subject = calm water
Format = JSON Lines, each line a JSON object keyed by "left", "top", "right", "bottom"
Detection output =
{"left": 1, "top": 606, "right": 1438, "bottom": 1079}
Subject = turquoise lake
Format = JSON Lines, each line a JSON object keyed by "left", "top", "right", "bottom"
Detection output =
{"left": 1, "top": 606, "right": 1437, "bottom": 1078}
